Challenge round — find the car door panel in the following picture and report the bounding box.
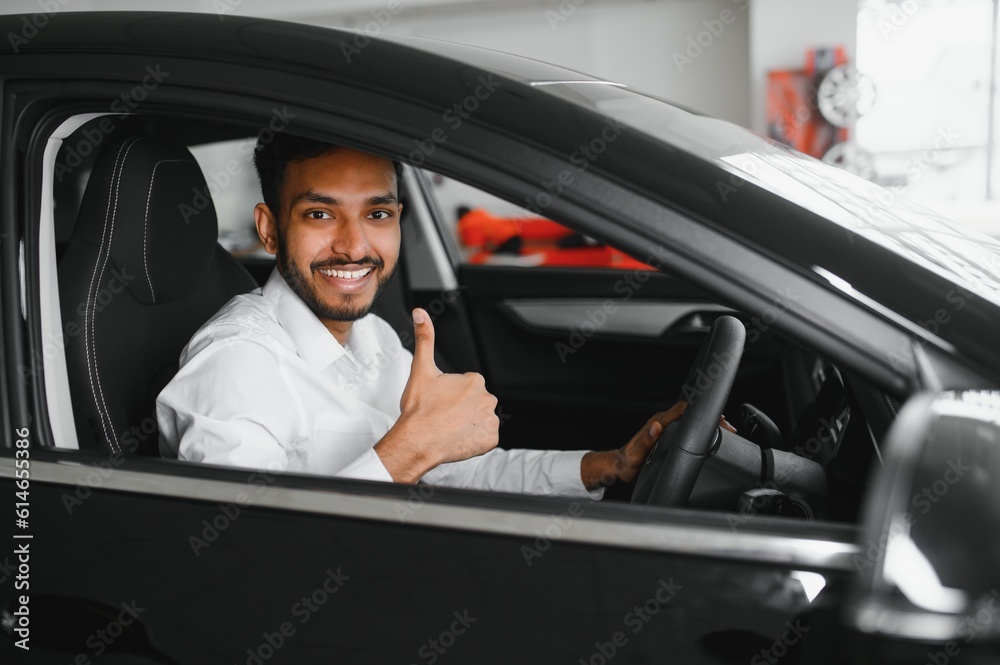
[501,299,734,338]
[457,266,789,456]
[0,454,857,664]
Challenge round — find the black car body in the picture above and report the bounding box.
[1,11,999,664]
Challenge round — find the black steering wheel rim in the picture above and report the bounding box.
[631,315,746,507]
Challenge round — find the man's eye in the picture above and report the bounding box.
[307,211,331,220]
[370,210,393,220]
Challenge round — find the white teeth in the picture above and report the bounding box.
[319,267,373,280]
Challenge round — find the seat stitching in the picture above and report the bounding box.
[86,136,145,453]
[142,159,187,304]
[84,137,135,452]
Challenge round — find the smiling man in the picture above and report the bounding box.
[157,134,687,497]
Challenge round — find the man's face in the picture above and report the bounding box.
[255,147,401,330]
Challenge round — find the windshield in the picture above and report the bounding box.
[539,81,1000,310]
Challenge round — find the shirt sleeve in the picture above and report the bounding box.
[374,334,601,498]
[157,335,393,482]
[421,448,604,500]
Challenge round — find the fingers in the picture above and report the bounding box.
[650,403,735,434]
[649,401,687,431]
[410,308,441,378]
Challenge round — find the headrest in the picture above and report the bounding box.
[72,134,219,305]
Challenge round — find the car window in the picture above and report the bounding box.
[187,138,272,260]
[33,111,877,535]
[421,169,656,270]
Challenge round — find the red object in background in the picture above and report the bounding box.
[457,207,572,247]
[767,46,849,158]
[457,208,654,270]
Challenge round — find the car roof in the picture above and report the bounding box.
[4,10,1000,373]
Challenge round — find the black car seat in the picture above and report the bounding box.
[58,134,256,456]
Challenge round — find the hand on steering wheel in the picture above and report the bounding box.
[631,315,746,507]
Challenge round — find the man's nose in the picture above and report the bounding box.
[331,217,370,258]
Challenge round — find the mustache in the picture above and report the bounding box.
[311,256,384,272]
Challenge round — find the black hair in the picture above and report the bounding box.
[252,133,403,214]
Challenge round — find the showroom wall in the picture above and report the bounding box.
[0,0,755,126]
[340,0,753,128]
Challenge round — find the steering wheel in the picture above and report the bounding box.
[631,315,746,507]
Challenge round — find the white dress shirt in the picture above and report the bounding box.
[157,269,602,498]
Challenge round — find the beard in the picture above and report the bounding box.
[276,232,396,323]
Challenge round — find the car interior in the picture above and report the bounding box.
[45,112,906,524]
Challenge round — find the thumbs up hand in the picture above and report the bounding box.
[376,308,500,483]
[400,307,444,403]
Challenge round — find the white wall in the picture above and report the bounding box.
[352,0,752,127]
[0,0,754,127]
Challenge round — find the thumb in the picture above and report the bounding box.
[410,308,441,377]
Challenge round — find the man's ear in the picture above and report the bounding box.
[254,203,279,255]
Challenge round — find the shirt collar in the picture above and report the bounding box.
[262,268,347,371]
[261,268,383,373]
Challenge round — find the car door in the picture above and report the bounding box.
[1,449,863,664]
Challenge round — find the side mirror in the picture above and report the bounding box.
[846,391,1000,662]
